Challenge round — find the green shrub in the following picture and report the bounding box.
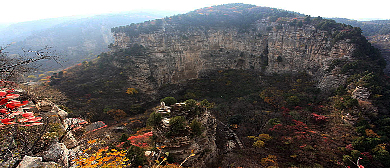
[161,97,177,106]
[147,112,162,127]
[190,119,203,136]
[126,145,147,166]
[170,116,186,134]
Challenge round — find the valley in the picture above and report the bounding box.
[1,3,390,168]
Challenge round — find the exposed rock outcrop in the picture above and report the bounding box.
[110,20,355,95]
[17,156,58,168]
[154,103,217,167]
[43,142,69,167]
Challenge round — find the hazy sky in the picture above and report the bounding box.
[1,0,389,24]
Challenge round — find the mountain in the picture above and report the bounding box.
[332,18,390,74]
[0,16,84,45]
[331,18,390,36]
[50,3,390,167]
[0,11,176,74]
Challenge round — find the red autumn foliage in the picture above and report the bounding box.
[345,144,353,151]
[126,131,153,147]
[311,113,328,123]
[0,82,44,127]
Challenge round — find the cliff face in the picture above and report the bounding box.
[368,34,390,74]
[111,21,355,93]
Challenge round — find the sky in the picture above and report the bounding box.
[1,0,389,24]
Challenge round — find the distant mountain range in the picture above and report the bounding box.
[0,11,177,73]
[331,18,390,36]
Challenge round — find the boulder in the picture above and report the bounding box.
[43,142,69,167]
[63,131,78,148]
[57,109,68,119]
[17,156,57,168]
[17,156,42,168]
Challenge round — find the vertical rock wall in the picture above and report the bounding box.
[111,22,355,92]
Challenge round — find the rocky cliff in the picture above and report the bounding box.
[51,3,386,122]
[110,14,357,95]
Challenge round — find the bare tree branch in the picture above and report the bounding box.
[0,45,61,81]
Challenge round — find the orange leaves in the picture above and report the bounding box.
[365,129,380,138]
[260,155,278,167]
[74,146,130,168]
[126,88,138,95]
[88,139,97,144]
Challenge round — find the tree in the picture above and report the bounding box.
[147,112,162,127]
[161,97,177,106]
[169,116,186,134]
[289,19,297,27]
[190,119,203,136]
[297,20,303,28]
[184,99,198,111]
[200,99,214,111]
[0,45,59,81]
[0,45,63,167]
[304,15,311,24]
[276,56,283,62]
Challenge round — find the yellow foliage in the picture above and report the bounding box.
[261,155,278,167]
[88,139,97,144]
[126,88,139,95]
[253,140,265,148]
[249,134,272,148]
[258,134,272,141]
[73,147,130,168]
[27,75,36,79]
[365,129,380,138]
